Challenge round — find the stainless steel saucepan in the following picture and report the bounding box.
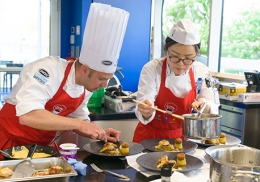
[182,113,222,139]
[133,99,222,139]
[207,145,260,182]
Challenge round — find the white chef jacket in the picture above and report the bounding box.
[135,57,219,124]
[5,56,92,121]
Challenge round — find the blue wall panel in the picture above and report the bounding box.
[93,0,152,92]
[61,0,152,92]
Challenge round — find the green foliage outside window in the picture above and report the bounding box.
[163,0,210,55]
[221,2,260,60]
[163,0,260,60]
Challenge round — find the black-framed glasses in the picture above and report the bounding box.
[168,51,196,65]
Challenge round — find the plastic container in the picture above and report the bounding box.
[59,143,79,160]
[218,82,247,96]
[87,87,104,108]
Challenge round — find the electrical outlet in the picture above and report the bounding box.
[76,26,80,35]
[76,46,80,58]
[71,46,75,57]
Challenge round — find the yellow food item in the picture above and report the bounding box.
[155,139,175,151]
[32,169,49,177]
[157,155,176,168]
[0,167,13,177]
[100,142,120,155]
[202,139,219,145]
[11,146,51,159]
[49,165,63,174]
[219,133,226,144]
[32,165,64,177]
[177,153,186,166]
[174,138,183,150]
[120,142,130,155]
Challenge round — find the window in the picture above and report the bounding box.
[151,0,210,65]
[220,0,260,75]
[152,0,260,76]
[0,0,60,103]
[0,0,53,64]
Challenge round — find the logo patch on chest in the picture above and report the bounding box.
[33,72,48,85]
[38,69,50,78]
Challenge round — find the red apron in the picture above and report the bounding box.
[133,58,196,143]
[0,61,85,159]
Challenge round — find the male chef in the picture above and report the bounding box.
[0,3,129,159]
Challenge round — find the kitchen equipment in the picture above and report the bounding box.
[244,71,260,92]
[105,95,136,113]
[0,157,77,181]
[11,144,37,178]
[182,113,222,139]
[132,99,184,120]
[208,145,260,182]
[49,130,69,146]
[3,145,58,160]
[90,163,128,179]
[0,149,13,158]
[196,102,207,118]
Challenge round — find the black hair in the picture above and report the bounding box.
[163,37,201,56]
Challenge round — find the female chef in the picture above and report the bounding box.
[133,19,219,143]
[0,3,129,159]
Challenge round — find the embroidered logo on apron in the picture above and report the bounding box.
[52,104,66,115]
[164,102,178,113]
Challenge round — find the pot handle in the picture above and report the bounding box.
[231,170,260,180]
[232,170,260,176]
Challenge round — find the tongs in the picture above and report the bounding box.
[196,102,207,118]
[132,99,184,120]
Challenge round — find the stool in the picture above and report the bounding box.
[3,63,23,92]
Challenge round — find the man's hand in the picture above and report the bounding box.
[74,121,107,142]
[105,128,122,142]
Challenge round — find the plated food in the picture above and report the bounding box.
[156,152,187,171]
[155,138,183,151]
[99,142,130,156]
[188,133,241,147]
[136,152,203,172]
[141,138,197,153]
[84,141,144,157]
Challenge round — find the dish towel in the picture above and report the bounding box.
[151,171,191,182]
[126,153,160,177]
[67,158,87,175]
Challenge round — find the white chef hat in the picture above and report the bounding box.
[167,19,200,45]
[79,3,129,73]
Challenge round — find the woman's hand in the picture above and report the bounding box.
[137,99,155,120]
[191,98,206,112]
